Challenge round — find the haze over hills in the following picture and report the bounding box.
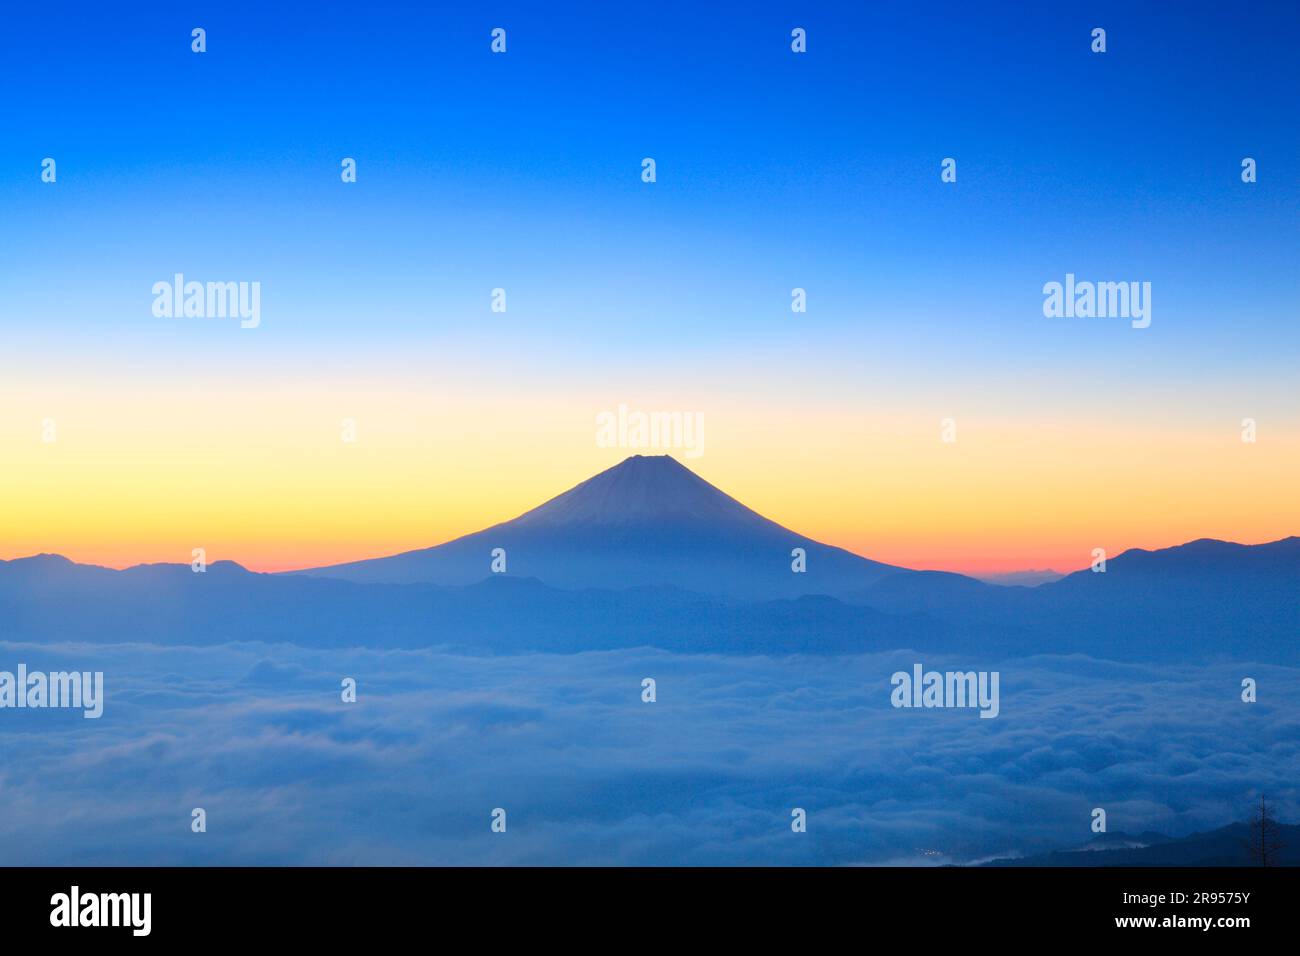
[974,569,1063,587]
[291,454,906,601]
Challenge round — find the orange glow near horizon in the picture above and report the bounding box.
[3,369,1297,578]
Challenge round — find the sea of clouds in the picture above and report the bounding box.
[1,640,1296,865]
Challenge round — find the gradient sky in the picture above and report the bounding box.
[2,1,1297,575]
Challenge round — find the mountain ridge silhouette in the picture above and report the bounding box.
[2,456,1295,659]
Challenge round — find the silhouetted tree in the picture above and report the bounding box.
[1244,795,1285,866]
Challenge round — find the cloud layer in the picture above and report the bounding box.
[1,641,1295,865]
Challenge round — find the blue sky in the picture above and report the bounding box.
[3,0,1295,358]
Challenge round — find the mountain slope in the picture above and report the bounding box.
[291,455,906,600]
[851,536,1300,661]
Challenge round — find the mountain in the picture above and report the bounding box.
[851,536,1300,661]
[290,455,906,600]
[981,822,1300,867]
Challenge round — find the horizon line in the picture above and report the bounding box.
[6,531,1298,581]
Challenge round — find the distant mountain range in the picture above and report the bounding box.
[981,822,1300,867]
[1,455,1296,659]
[0,555,931,655]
